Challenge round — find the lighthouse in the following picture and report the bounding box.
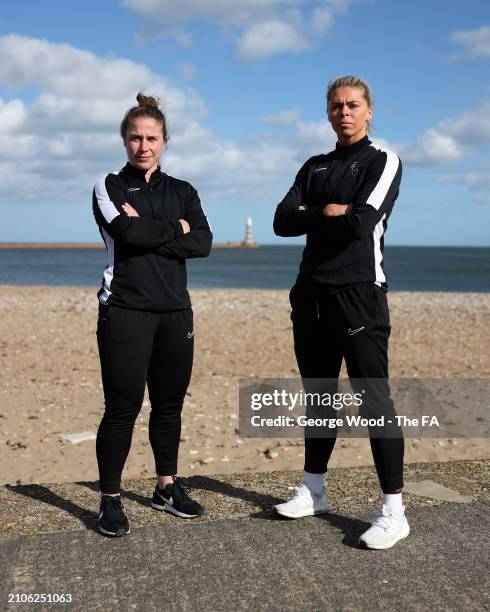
[244,217,253,245]
[220,217,259,248]
[242,217,258,248]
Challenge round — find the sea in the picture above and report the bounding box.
[0,246,488,292]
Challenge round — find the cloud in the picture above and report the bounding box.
[1,32,487,220]
[436,164,490,203]
[465,168,490,189]
[394,98,490,166]
[237,20,309,59]
[0,34,207,124]
[0,36,344,215]
[310,5,334,37]
[0,98,26,131]
[0,34,317,209]
[122,0,353,59]
[0,34,208,203]
[165,130,300,201]
[259,108,302,125]
[165,116,344,201]
[123,0,287,26]
[294,119,336,154]
[437,164,490,190]
[176,62,198,81]
[397,129,466,166]
[437,98,490,146]
[448,25,490,61]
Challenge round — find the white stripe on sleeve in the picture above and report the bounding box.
[366,147,400,211]
[94,173,121,224]
[99,227,115,303]
[373,213,387,285]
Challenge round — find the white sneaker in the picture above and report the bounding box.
[359,504,410,550]
[273,483,331,519]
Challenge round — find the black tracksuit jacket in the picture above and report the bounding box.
[93,163,212,312]
[273,136,402,292]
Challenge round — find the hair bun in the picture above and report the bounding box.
[136,92,160,108]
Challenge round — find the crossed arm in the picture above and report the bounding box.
[123,190,213,260]
[297,203,352,215]
[272,160,352,237]
[93,174,212,259]
[273,151,401,241]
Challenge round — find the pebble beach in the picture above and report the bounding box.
[1,287,489,487]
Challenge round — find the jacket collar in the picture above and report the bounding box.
[335,135,370,157]
[121,162,163,184]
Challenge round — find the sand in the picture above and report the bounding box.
[0,287,489,487]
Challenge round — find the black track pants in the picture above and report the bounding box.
[96,304,194,494]
[290,283,404,494]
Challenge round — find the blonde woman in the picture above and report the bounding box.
[273,76,408,550]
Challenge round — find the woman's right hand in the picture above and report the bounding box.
[122,203,139,217]
[179,219,190,234]
[322,203,352,217]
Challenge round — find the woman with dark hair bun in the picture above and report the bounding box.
[273,76,409,550]
[93,93,212,536]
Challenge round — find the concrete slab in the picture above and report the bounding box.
[1,460,488,543]
[2,501,489,611]
[404,479,473,502]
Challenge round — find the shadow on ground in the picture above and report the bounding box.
[5,483,99,533]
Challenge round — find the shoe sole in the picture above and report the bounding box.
[359,523,410,550]
[99,525,130,537]
[151,500,203,519]
[273,506,331,519]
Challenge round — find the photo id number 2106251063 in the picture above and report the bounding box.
[8,593,74,604]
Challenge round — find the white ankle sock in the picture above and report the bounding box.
[303,471,324,495]
[383,492,403,513]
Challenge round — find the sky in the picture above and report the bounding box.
[0,0,489,246]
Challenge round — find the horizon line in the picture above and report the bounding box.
[0,242,489,250]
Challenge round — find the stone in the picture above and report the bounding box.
[60,432,96,444]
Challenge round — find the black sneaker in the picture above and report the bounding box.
[151,477,204,518]
[99,495,130,537]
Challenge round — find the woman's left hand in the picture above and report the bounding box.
[122,203,139,217]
